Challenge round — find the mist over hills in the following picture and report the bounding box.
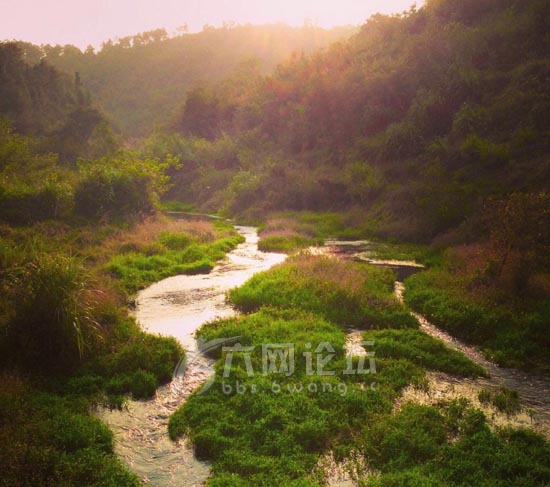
[15,24,356,137]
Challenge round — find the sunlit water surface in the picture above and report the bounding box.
[99,233,550,487]
[98,226,285,486]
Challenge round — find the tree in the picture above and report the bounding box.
[486,192,550,292]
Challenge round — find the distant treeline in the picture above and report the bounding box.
[14,24,356,136]
[150,0,549,242]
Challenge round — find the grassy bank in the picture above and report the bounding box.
[256,213,339,253]
[169,256,549,485]
[257,211,370,253]
[0,214,244,484]
[404,257,550,371]
[256,212,440,268]
[105,219,244,292]
[229,254,418,329]
[0,373,141,487]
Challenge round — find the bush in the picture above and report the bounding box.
[129,370,158,399]
[74,172,155,220]
[5,252,100,370]
[74,152,176,221]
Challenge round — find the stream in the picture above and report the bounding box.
[98,226,286,486]
[99,231,550,487]
[326,240,550,439]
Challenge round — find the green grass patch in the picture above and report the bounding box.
[106,224,244,292]
[169,258,503,485]
[359,240,443,268]
[77,327,183,400]
[229,254,418,329]
[257,212,358,253]
[364,402,550,486]
[169,307,548,486]
[404,269,550,370]
[160,200,197,212]
[478,386,522,416]
[257,233,321,253]
[0,379,141,486]
[363,329,486,378]
[168,308,426,485]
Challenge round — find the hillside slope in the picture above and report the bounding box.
[165,0,549,242]
[18,24,355,137]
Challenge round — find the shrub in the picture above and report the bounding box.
[129,370,158,399]
[74,172,155,220]
[6,252,100,370]
[74,152,176,221]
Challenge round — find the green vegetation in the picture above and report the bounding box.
[257,233,318,253]
[168,307,426,485]
[134,0,550,245]
[256,212,354,253]
[257,214,334,253]
[363,329,486,378]
[478,387,522,416]
[2,0,550,483]
[364,407,550,487]
[106,220,244,292]
[404,267,550,370]
[229,254,418,329]
[17,25,355,137]
[0,376,141,486]
[170,259,546,485]
[5,252,99,370]
[256,212,443,264]
[160,200,197,213]
[0,49,244,481]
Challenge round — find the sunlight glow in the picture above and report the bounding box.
[1,0,424,48]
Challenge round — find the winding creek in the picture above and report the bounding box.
[98,226,286,486]
[99,228,550,486]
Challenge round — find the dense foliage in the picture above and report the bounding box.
[17,24,355,136]
[155,0,549,243]
[2,0,550,484]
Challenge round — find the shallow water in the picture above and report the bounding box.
[98,226,286,486]
[100,234,550,486]
[328,239,550,438]
[394,281,550,438]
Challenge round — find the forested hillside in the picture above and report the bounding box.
[16,24,355,136]
[158,0,549,242]
[0,42,116,164]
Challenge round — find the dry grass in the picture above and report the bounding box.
[107,218,217,253]
[288,253,370,295]
[260,217,317,237]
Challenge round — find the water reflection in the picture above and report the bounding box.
[98,227,286,486]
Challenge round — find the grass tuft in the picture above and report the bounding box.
[229,254,417,329]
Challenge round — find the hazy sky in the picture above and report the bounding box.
[1,0,423,49]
